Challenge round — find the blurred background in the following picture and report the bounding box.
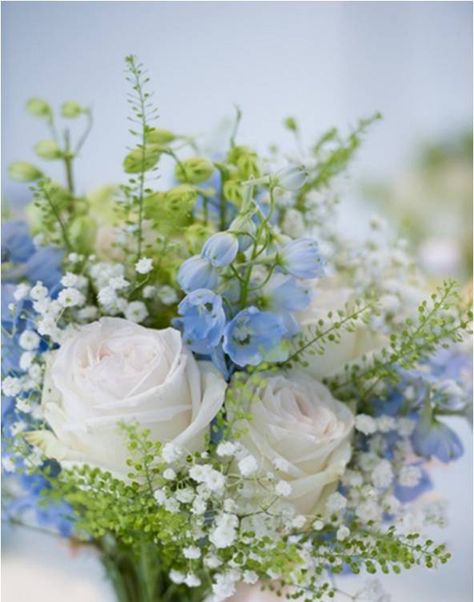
[2,2,472,601]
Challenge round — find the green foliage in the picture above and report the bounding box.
[8,161,43,182]
[33,423,451,602]
[144,127,176,145]
[61,101,84,118]
[34,139,63,160]
[68,215,98,254]
[123,145,161,174]
[281,298,376,369]
[31,178,73,250]
[26,97,52,119]
[144,185,197,236]
[294,112,382,217]
[175,156,215,184]
[121,55,161,259]
[310,112,381,188]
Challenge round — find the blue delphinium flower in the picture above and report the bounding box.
[22,246,63,290]
[223,307,287,367]
[2,221,63,291]
[174,289,226,354]
[262,273,312,335]
[412,415,463,463]
[279,238,325,279]
[202,232,239,267]
[2,221,36,263]
[394,466,433,503]
[177,256,219,293]
[4,468,74,537]
[263,273,312,312]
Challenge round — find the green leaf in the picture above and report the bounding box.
[123,145,161,174]
[8,162,43,182]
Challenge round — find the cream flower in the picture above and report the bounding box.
[297,277,387,379]
[238,371,354,515]
[27,318,226,474]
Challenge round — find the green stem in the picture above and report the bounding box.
[63,129,75,197]
[42,183,72,251]
[128,57,148,260]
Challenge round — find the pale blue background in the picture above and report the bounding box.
[2,3,472,602]
[2,2,472,200]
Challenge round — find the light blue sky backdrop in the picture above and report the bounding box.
[2,1,472,203]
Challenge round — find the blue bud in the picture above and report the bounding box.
[202,232,239,267]
[229,215,257,251]
[2,221,35,263]
[280,238,325,279]
[411,417,464,463]
[276,165,309,191]
[173,289,226,354]
[177,256,218,293]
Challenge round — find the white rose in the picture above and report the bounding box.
[238,371,354,515]
[27,317,226,474]
[297,277,387,379]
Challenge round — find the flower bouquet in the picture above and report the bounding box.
[2,56,472,602]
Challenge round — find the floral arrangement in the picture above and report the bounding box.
[2,56,472,602]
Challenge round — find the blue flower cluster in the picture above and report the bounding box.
[175,229,324,370]
[2,221,63,290]
[367,347,471,505]
[1,221,72,536]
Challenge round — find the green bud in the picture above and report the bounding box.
[144,128,176,145]
[284,116,299,132]
[123,145,161,174]
[8,162,43,182]
[227,145,260,179]
[74,198,90,216]
[68,215,97,254]
[61,101,83,118]
[227,145,254,164]
[237,153,260,179]
[26,98,52,118]
[175,157,214,184]
[184,223,215,255]
[144,185,197,235]
[229,213,257,250]
[34,139,63,160]
[223,179,243,204]
[165,184,198,206]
